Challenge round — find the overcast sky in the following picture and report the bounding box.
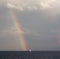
[0,0,60,51]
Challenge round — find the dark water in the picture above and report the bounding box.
[0,51,60,59]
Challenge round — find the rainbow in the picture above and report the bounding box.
[8,9,28,51]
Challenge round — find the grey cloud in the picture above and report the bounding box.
[12,9,60,50]
[0,3,60,50]
[0,0,60,14]
[0,27,21,51]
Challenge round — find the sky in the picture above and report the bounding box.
[0,0,60,51]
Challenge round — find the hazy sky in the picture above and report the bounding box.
[0,0,60,51]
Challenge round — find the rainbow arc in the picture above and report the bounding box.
[8,8,28,51]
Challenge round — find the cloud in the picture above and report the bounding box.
[0,0,7,6]
[40,0,56,8]
[7,0,59,9]
[0,26,22,51]
[0,26,18,38]
[23,27,40,36]
[1,25,40,38]
[6,0,40,11]
[0,0,60,14]
[5,0,60,15]
[0,25,40,50]
[7,3,17,9]
[0,0,60,50]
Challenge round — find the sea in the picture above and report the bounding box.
[0,51,60,59]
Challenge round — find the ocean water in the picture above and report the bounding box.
[0,51,60,59]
